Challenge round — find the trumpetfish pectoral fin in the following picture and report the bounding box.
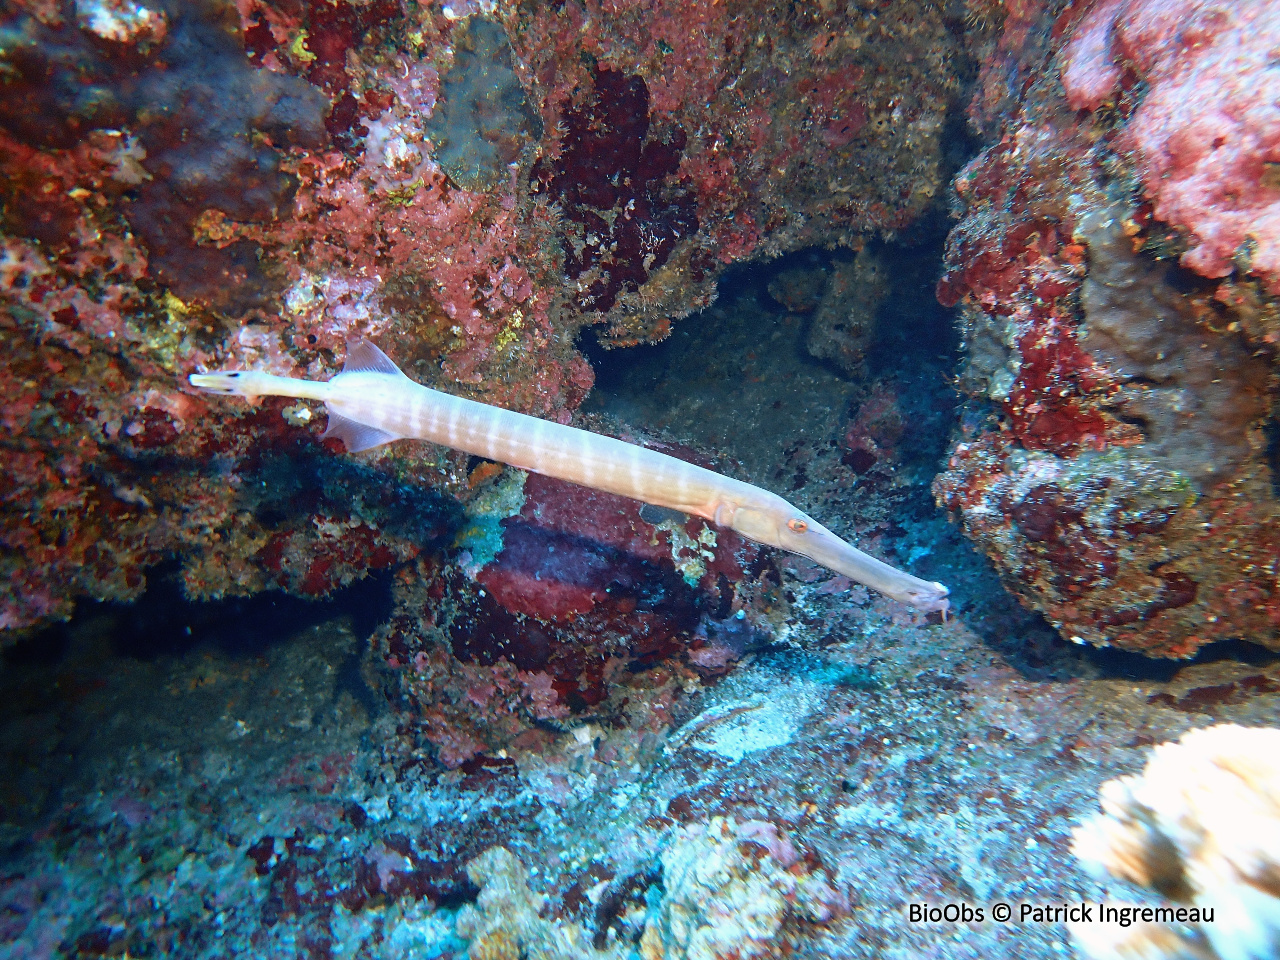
[319,340,414,451]
[321,412,403,453]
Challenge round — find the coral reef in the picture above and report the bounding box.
[4,211,1278,957]
[0,0,963,642]
[0,0,449,630]
[371,448,766,768]
[454,818,843,960]
[935,0,1280,657]
[530,66,698,321]
[512,0,961,344]
[0,0,332,309]
[1070,724,1280,960]
[15,1,1280,958]
[638,816,842,960]
[457,847,626,959]
[1061,0,1280,294]
[10,540,1279,958]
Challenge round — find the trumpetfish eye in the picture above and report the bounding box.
[787,518,808,533]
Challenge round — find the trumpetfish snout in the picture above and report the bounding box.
[189,340,950,616]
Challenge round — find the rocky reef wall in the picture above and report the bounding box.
[7,0,1276,673]
[935,0,1279,657]
[0,0,963,639]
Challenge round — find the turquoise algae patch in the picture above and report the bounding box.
[455,467,527,573]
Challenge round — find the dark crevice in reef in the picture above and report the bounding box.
[581,230,970,647]
[582,229,961,533]
[7,566,395,666]
[1084,637,1280,684]
[584,229,960,410]
[940,67,987,172]
[1266,407,1280,499]
[960,592,1280,686]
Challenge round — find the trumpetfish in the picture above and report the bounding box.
[189,340,950,615]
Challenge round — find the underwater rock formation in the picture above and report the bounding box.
[371,450,768,768]
[455,820,841,960]
[1061,0,1280,294]
[638,816,842,960]
[425,17,540,193]
[803,247,889,379]
[0,0,331,309]
[0,0,960,639]
[935,0,1280,657]
[764,250,891,379]
[530,66,698,319]
[513,0,961,345]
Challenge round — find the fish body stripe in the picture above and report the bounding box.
[347,380,724,513]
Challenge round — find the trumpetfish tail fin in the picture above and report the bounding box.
[187,368,330,402]
[187,370,263,396]
[187,340,406,401]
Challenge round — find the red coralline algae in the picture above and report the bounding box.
[475,460,750,614]
[937,130,1128,463]
[530,68,698,317]
[1006,316,1112,455]
[1062,0,1280,292]
[266,141,581,413]
[475,467,754,625]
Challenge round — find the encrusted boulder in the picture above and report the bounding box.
[934,0,1280,657]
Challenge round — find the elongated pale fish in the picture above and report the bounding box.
[189,341,950,615]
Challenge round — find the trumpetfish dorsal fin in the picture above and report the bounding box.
[341,339,410,378]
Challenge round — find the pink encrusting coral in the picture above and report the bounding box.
[1058,0,1127,113]
[1062,0,1280,292]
